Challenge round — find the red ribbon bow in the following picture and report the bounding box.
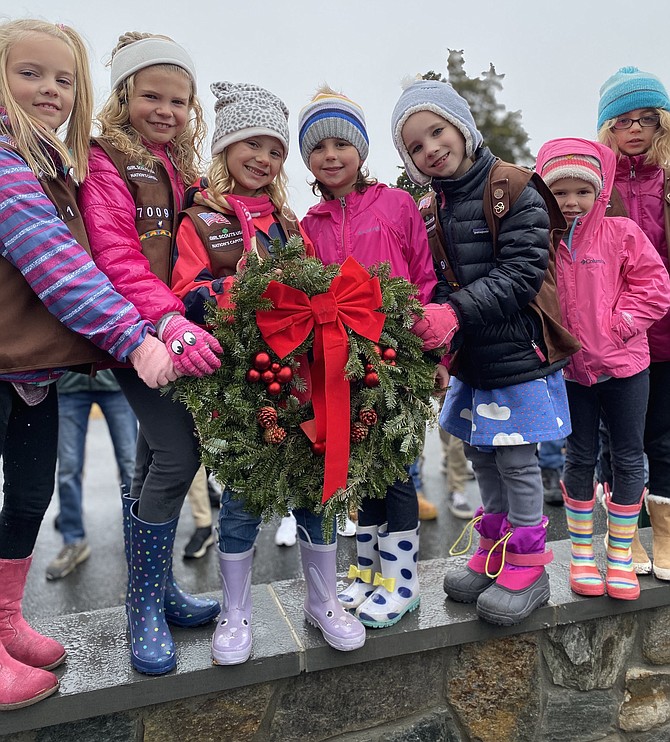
[256,257,385,503]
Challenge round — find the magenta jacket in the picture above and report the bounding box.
[536,138,670,386]
[301,182,436,304]
[77,142,185,326]
[613,154,670,362]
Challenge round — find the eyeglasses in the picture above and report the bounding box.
[612,114,661,130]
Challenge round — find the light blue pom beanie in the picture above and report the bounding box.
[597,66,670,130]
[391,79,483,186]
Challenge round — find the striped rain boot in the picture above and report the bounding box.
[561,483,605,596]
[604,491,644,600]
[599,484,651,574]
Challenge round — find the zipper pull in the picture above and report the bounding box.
[531,340,547,363]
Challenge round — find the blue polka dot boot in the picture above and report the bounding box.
[127,499,177,675]
[338,524,380,611]
[123,494,219,628]
[356,524,420,629]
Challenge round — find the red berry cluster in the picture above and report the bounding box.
[245,352,294,397]
[363,345,397,387]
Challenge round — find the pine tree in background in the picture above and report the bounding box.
[393,50,533,196]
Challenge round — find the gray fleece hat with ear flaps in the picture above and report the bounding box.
[210,81,290,158]
[391,79,483,186]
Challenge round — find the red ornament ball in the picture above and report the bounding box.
[276,366,293,384]
[261,370,276,384]
[253,352,271,371]
[364,372,380,388]
[245,368,261,383]
[311,441,326,456]
[365,363,375,373]
[271,362,281,372]
[372,344,382,356]
[267,381,282,396]
[382,348,397,361]
[211,410,220,419]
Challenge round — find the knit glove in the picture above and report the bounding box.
[411,303,460,351]
[159,315,222,377]
[128,334,180,389]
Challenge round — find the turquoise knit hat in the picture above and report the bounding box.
[597,66,670,130]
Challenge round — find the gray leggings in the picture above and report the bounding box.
[114,368,200,523]
[463,442,543,527]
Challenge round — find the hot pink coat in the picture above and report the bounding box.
[301,182,436,304]
[536,138,670,386]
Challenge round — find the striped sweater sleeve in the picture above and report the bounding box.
[0,146,151,362]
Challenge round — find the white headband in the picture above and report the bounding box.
[110,37,197,92]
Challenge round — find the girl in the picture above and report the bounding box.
[391,79,578,626]
[77,32,222,676]
[597,68,670,581]
[171,81,366,663]
[298,86,437,629]
[0,19,175,708]
[536,138,670,600]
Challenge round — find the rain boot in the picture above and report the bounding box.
[599,485,651,574]
[299,539,366,651]
[0,556,66,670]
[561,483,605,596]
[211,548,253,665]
[476,517,553,626]
[0,641,58,711]
[646,494,670,581]
[123,493,220,627]
[605,492,644,600]
[356,524,420,628]
[338,524,380,611]
[443,508,507,603]
[127,499,176,674]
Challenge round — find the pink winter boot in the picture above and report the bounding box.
[443,508,507,603]
[0,640,58,711]
[0,556,66,670]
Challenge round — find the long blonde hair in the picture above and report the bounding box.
[96,31,206,185]
[206,150,291,215]
[0,19,93,181]
[598,109,670,168]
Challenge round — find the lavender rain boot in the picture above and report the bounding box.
[211,548,254,665]
[299,539,366,651]
[338,524,380,611]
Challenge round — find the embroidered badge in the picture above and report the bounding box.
[418,195,432,210]
[198,212,231,226]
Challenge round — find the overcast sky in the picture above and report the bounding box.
[8,1,670,216]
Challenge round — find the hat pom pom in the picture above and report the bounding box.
[400,74,422,91]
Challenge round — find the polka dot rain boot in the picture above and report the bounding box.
[338,524,380,611]
[356,524,420,629]
[127,499,177,675]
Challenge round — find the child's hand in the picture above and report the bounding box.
[159,315,222,377]
[612,311,637,343]
[129,335,180,388]
[411,303,460,351]
[434,363,450,390]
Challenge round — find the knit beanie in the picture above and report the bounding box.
[210,82,290,159]
[297,89,369,166]
[540,154,603,196]
[110,37,197,91]
[597,66,670,130]
[391,79,484,187]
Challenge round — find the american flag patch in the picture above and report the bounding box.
[197,212,230,226]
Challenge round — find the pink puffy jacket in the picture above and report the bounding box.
[301,182,436,304]
[77,142,185,326]
[536,138,670,386]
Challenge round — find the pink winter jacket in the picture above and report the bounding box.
[612,154,670,362]
[301,182,436,304]
[536,138,670,386]
[77,142,185,326]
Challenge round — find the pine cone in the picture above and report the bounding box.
[358,408,378,426]
[257,406,278,429]
[263,425,287,444]
[351,422,369,444]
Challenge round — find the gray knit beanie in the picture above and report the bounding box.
[210,82,290,158]
[297,88,369,166]
[391,79,483,186]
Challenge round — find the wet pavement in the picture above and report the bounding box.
[21,415,575,621]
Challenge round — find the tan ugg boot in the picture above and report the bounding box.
[646,495,670,581]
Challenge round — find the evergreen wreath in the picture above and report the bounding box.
[176,236,439,536]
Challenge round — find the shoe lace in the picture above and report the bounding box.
[485,531,512,579]
[448,513,482,557]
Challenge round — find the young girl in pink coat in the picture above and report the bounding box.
[536,137,670,601]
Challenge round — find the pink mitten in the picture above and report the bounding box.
[159,315,222,377]
[129,334,180,388]
[411,303,460,351]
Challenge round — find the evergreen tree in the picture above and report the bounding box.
[393,50,532,196]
